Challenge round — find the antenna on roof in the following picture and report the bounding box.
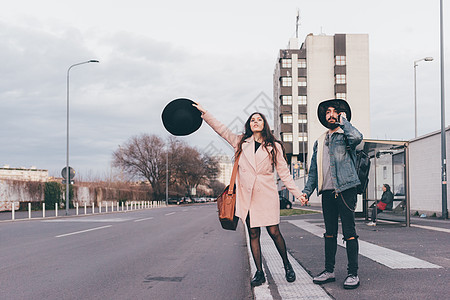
[296,9,300,38]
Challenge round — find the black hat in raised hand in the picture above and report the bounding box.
[162,98,203,136]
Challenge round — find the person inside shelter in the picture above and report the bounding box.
[367,183,394,226]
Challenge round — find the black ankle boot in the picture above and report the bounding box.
[284,263,296,283]
[250,270,266,287]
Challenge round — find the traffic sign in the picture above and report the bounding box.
[61,166,75,180]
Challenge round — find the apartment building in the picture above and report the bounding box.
[273,33,371,172]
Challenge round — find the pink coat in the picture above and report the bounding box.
[202,112,303,228]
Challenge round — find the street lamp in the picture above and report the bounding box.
[66,60,99,215]
[413,57,433,138]
[439,0,447,219]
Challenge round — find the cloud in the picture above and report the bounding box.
[0,19,273,176]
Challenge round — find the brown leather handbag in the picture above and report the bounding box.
[216,155,239,230]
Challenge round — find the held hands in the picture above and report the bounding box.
[192,102,206,114]
[297,193,309,206]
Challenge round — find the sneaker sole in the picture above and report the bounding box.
[313,277,336,284]
[343,282,360,289]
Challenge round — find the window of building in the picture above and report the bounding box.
[335,74,346,84]
[336,93,347,100]
[282,114,293,123]
[281,77,292,86]
[298,59,306,68]
[283,133,293,142]
[281,95,292,105]
[281,58,292,68]
[298,95,307,105]
[298,132,308,142]
[298,114,307,124]
[298,77,307,86]
[335,56,346,66]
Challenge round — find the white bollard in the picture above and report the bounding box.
[99,202,102,213]
[55,203,58,217]
[28,203,31,219]
[105,202,108,213]
[121,202,123,211]
[111,202,114,212]
[43,203,45,218]
[76,203,79,215]
[11,203,15,220]
[117,202,119,212]
[84,203,87,215]
[92,203,95,214]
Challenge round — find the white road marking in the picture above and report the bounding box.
[165,212,176,216]
[55,225,112,238]
[43,218,130,223]
[289,220,442,269]
[411,224,450,233]
[134,217,154,222]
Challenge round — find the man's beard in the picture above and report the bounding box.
[327,117,339,129]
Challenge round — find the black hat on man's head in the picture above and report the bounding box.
[162,98,202,136]
[317,98,352,129]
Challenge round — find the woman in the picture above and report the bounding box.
[193,103,308,287]
[367,184,394,226]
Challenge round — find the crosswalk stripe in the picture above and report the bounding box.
[289,220,442,269]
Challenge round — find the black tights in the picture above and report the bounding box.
[246,215,290,272]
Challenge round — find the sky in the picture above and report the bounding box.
[1,0,449,178]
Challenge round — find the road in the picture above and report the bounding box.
[0,203,252,300]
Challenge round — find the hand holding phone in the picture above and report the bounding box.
[339,112,347,123]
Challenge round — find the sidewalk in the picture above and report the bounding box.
[252,203,449,300]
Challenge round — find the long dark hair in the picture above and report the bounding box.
[235,112,287,168]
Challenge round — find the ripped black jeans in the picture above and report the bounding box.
[321,188,359,275]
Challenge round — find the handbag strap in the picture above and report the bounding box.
[227,155,240,195]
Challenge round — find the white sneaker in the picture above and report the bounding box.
[367,222,376,226]
[343,274,360,289]
[313,270,335,284]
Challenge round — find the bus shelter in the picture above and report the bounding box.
[358,139,410,226]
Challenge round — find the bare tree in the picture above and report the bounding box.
[209,179,226,197]
[112,134,166,200]
[167,137,219,198]
[113,134,220,201]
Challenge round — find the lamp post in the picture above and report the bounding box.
[413,57,433,138]
[439,0,447,219]
[66,60,99,215]
[166,149,169,206]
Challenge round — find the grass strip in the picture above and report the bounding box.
[280,208,319,216]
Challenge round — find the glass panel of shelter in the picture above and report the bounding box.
[365,148,407,224]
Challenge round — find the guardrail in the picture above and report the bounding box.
[4,201,167,221]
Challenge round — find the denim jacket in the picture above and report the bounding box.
[302,118,363,197]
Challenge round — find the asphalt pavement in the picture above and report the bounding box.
[0,203,252,300]
[1,203,449,300]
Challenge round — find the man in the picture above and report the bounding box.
[300,99,363,289]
